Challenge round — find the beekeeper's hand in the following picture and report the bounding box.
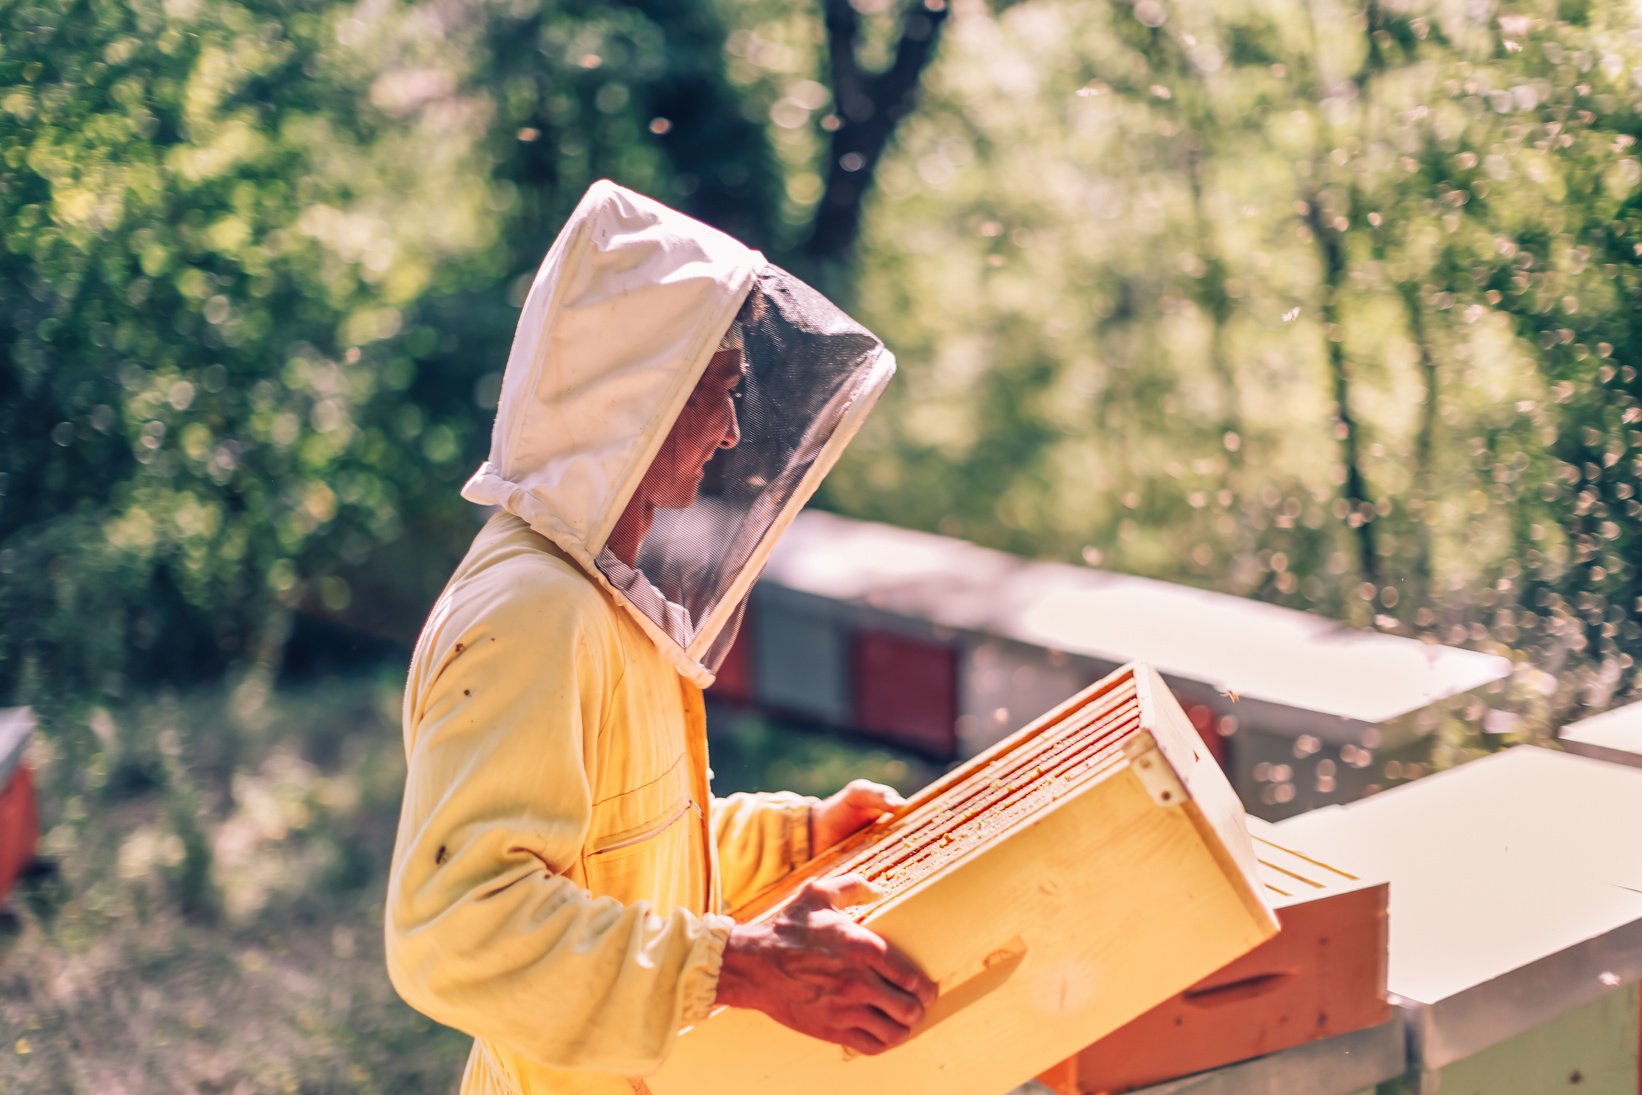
[715,874,938,1055]
[811,779,905,854]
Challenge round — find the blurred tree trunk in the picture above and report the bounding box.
[1396,277,1439,604]
[803,0,951,271]
[480,0,784,254]
[1182,142,1242,453]
[1137,15,1244,469]
[1296,0,1380,599]
[1302,194,1380,595]
[1353,0,1437,613]
[618,0,785,248]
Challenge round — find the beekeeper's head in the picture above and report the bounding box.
[610,317,751,547]
[461,181,896,686]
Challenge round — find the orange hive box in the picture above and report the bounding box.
[1038,818,1390,1094]
[648,664,1280,1095]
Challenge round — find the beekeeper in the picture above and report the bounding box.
[385,180,937,1094]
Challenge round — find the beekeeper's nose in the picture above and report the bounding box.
[720,405,740,450]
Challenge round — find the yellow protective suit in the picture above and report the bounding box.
[387,514,814,1093]
[384,181,896,1093]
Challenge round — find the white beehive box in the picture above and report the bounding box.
[1274,747,1642,1094]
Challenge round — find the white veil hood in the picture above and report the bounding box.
[462,180,896,686]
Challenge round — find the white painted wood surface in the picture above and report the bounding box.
[0,706,34,786]
[1272,746,1642,1068]
[1561,701,1642,768]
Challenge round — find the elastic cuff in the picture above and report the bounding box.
[680,912,735,1024]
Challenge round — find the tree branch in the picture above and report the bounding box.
[823,0,862,115]
[1303,193,1380,594]
[804,0,950,271]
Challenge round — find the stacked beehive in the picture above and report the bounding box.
[713,511,1511,819]
[1274,746,1642,1095]
[650,664,1281,1095]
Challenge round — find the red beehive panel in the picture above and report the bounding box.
[0,708,39,905]
[0,764,38,903]
[851,627,958,757]
[1038,822,1389,1094]
[710,611,756,704]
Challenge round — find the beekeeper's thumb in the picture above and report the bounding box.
[797,872,885,911]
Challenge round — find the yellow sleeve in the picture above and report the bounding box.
[711,790,818,913]
[385,565,732,1076]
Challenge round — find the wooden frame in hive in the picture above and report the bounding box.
[649,664,1280,1095]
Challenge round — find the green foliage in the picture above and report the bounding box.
[6,0,1642,727]
[1,0,469,700]
[0,675,473,1092]
[0,0,780,710]
[820,0,1642,714]
[707,705,941,797]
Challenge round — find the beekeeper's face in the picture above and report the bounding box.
[640,347,745,510]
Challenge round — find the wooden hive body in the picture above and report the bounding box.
[649,664,1280,1095]
[1040,820,1390,1094]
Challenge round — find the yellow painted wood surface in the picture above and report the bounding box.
[649,664,1280,1095]
[1047,822,1391,1094]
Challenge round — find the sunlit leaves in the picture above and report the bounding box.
[9,0,1642,738]
[0,0,498,697]
[816,0,1642,718]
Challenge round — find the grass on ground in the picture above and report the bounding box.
[0,670,938,1094]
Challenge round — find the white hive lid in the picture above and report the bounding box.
[1271,746,1642,1066]
[764,511,1510,725]
[1560,700,1642,765]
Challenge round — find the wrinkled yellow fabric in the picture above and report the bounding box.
[386,513,816,1094]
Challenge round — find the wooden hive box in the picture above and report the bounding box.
[650,664,1280,1095]
[1038,818,1389,1094]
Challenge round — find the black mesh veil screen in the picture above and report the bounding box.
[601,265,886,674]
